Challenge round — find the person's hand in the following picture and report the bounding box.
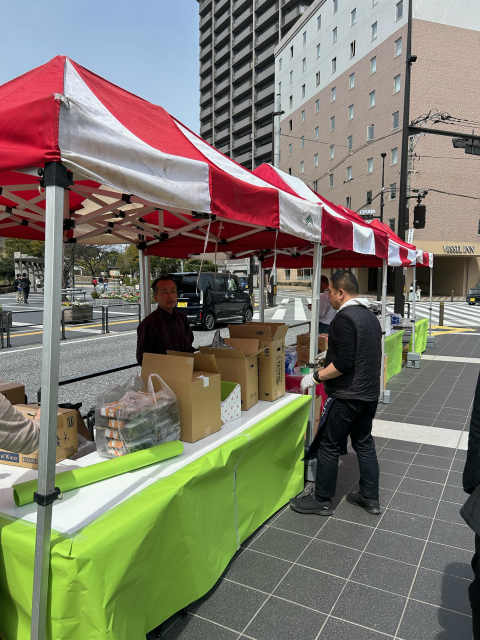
[300,373,316,392]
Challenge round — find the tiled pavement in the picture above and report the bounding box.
[150,333,479,640]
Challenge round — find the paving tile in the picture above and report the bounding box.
[406,464,448,484]
[398,477,444,500]
[379,509,432,540]
[384,439,420,453]
[434,419,465,430]
[443,485,466,503]
[379,449,415,464]
[435,500,467,527]
[298,538,360,578]
[333,498,385,527]
[412,453,452,470]
[316,518,374,550]
[162,614,238,639]
[403,415,434,426]
[429,520,474,551]
[332,581,405,636]
[451,457,467,471]
[351,552,416,596]
[225,549,291,593]
[273,564,345,613]
[273,507,326,538]
[389,491,438,518]
[366,529,425,565]
[411,567,471,615]
[447,470,463,487]
[421,541,473,580]
[373,436,390,447]
[378,459,409,476]
[244,596,325,640]
[188,579,266,631]
[379,472,403,491]
[397,599,472,640]
[318,618,391,639]
[250,526,310,561]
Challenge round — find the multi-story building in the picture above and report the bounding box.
[275,0,480,295]
[198,0,316,170]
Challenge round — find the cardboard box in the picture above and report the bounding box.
[229,323,287,402]
[221,381,241,422]
[0,380,26,405]
[141,352,222,443]
[296,333,329,366]
[0,405,79,469]
[200,338,260,410]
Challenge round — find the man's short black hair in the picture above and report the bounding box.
[152,274,177,293]
[331,270,359,295]
[320,275,329,288]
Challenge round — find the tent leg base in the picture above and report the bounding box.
[380,390,392,404]
[406,352,421,368]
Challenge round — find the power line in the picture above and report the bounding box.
[426,187,480,201]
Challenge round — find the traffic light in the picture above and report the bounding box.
[413,204,426,229]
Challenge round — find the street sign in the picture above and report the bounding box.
[359,209,376,215]
[407,228,414,244]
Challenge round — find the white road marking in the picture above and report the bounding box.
[294,298,307,321]
[272,307,287,320]
[421,354,480,364]
[373,419,467,450]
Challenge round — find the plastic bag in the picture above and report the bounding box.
[285,347,297,375]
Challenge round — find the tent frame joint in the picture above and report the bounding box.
[33,487,61,507]
[40,162,73,189]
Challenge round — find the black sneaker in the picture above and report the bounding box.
[347,492,381,515]
[290,493,333,516]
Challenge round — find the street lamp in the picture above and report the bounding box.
[376,152,387,300]
[271,109,285,167]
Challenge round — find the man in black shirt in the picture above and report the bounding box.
[291,270,382,517]
[136,275,194,365]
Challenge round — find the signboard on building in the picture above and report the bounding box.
[442,245,475,254]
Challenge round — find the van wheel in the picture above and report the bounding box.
[243,307,253,323]
[203,312,215,330]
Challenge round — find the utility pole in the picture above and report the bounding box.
[376,152,387,300]
[394,0,415,315]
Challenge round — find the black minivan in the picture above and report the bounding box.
[171,272,253,330]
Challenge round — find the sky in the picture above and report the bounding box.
[0,0,200,131]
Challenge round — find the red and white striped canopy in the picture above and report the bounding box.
[416,250,434,268]
[368,220,419,267]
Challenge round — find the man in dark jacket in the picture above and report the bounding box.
[136,274,194,365]
[291,270,382,517]
[21,272,31,304]
[463,372,480,638]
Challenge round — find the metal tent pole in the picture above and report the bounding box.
[380,260,390,403]
[144,253,151,316]
[31,162,71,640]
[427,265,435,346]
[406,265,420,368]
[259,262,265,322]
[139,248,147,320]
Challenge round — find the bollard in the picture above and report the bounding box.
[61,309,66,340]
[105,305,110,333]
[439,301,444,326]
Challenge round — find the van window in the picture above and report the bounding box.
[227,278,238,293]
[214,274,226,292]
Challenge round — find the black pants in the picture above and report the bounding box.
[315,398,379,501]
[471,534,480,638]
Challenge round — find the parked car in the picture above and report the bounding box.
[467,282,480,305]
[170,272,253,330]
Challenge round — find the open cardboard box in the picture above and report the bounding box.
[229,323,287,402]
[0,380,26,405]
[296,333,329,366]
[141,351,222,443]
[200,337,260,410]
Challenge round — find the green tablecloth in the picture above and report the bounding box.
[384,330,404,382]
[409,318,429,354]
[0,395,311,640]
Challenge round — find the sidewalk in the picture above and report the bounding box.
[151,332,478,640]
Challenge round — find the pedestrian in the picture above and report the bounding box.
[92,277,98,288]
[462,372,480,639]
[291,269,382,517]
[103,277,108,293]
[21,272,31,304]
[308,275,336,333]
[14,274,23,303]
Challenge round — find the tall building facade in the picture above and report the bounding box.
[275,0,480,295]
[198,0,315,170]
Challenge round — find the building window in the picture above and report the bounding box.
[289,95,293,109]
[333,0,338,14]
[302,57,306,72]
[298,268,312,280]
[330,115,335,131]
[301,109,305,121]
[367,157,374,173]
[316,43,321,58]
[367,123,375,140]
[350,40,356,58]
[279,58,283,71]
[300,160,305,174]
[329,173,334,188]
[315,99,320,113]
[303,31,307,46]
[390,182,397,199]
[288,143,293,154]
[396,0,403,21]
[332,27,337,43]
[314,126,319,137]
[278,81,282,94]
[366,190,373,204]
[317,14,322,30]
[370,56,376,73]
[332,57,337,73]
[289,70,293,84]
[395,37,402,56]
[347,134,353,151]
[389,217,395,231]
[284,269,291,281]
[391,146,398,164]
[313,179,318,191]
[330,86,336,102]
[349,72,355,88]
[329,144,335,159]
[301,136,305,148]
[348,104,354,120]
[346,195,352,208]
[290,45,294,58]
[316,71,321,86]
[371,21,378,41]
[314,152,319,167]
[288,167,292,175]
[351,8,357,25]
[301,84,306,98]
[369,90,376,108]
[392,110,400,129]
[289,119,293,131]
[394,74,401,93]
[346,166,353,181]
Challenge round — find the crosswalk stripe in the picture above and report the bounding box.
[307,297,312,304]
[280,298,289,304]
[294,298,307,321]
[272,307,287,320]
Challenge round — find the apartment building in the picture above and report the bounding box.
[198,0,315,170]
[275,0,480,295]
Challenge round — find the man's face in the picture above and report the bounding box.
[153,279,177,312]
[328,286,344,310]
